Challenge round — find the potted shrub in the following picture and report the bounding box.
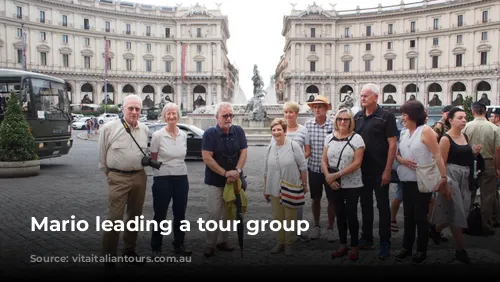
[0,92,40,178]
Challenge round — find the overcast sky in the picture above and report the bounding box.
[134,0,421,98]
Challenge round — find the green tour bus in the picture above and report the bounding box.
[0,69,73,159]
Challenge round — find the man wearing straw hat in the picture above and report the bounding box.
[305,95,336,241]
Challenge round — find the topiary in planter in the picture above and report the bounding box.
[0,92,40,178]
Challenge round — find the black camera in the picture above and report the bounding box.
[142,156,162,170]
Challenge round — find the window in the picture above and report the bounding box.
[387,42,393,49]
[107,58,111,70]
[166,45,171,53]
[40,11,45,23]
[410,40,416,48]
[62,35,68,44]
[344,44,350,52]
[432,38,438,46]
[146,60,152,72]
[84,37,90,46]
[409,58,415,70]
[17,49,22,63]
[84,18,89,30]
[16,6,22,19]
[126,59,132,71]
[387,59,393,71]
[344,27,350,38]
[84,56,90,69]
[62,15,67,27]
[146,26,151,36]
[344,61,350,72]
[310,28,315,38]
[165,61,171,72]
[40,52,47,66]
[40,32,46,41]
[146,43,151,52]
[165,28,170,38]
[17,28,23,38]
[310,44,315,52]
[365,60,371,71]
[457,34,463,44]
[456,54,462,67]
[106,40,111,48]
[197,28,202,38]
[366,43,371,51]
[410,21,416,32]
[197,45,202,53]
[433,18,439,30]
[126,24,131,35]
[482,31,488,41]
[480,52,487,65]
[310,61,315,72]
[62,54,69,67]
[196,61,202,72]
[126,41,131,50]
[366,25,371,36]
[482,10,488,23]
[457,15,463,26]
[388,24,393,34]
[105,21,110,32]
[432,56,438,68]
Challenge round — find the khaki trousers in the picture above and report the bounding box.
[205,185,230,248]
[102,170,147,256]
[479,160,497,231]
[270,195,297,246]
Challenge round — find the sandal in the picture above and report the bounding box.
[391,221,399,232]
[331,247,349,259]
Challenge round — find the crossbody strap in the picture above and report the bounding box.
[335,133,355,168]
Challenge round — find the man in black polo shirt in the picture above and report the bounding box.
[201,102,248,258]
[354,83,398,260]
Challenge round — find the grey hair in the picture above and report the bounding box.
[361,83,380,96]
[122,94,142,107]
[160,102,181,123]
[214,102,233,118]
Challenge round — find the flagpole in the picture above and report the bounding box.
[104,36,108,113]
[21,23,26,71]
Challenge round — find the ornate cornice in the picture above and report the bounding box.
[37,44,51,53]
[59,46,72,55]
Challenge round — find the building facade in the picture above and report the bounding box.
[0,0,238,112]
[275,0,500,109]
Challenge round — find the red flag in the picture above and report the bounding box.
[181,43,187,84]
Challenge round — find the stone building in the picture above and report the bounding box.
[0,0,238,112]
[275,0,500,108]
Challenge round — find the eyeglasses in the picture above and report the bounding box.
[221,113,234,119]
[336,118,350,122]
[127,107,141,112]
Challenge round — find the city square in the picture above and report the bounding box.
[1,0,500,278]
[1,131,500,277]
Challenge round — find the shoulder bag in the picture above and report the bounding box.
[411,127,440,193]
[273,140,305,209]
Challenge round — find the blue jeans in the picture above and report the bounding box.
[150,175,189,251]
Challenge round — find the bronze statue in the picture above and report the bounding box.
[478,93,491,106]
[102,95,114,105]
[452,93,464,106]
[383,94,397,104]
[142,95,154,108]
[428,94,442,106]
[81,94,93,104]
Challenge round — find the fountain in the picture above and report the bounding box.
[184,64,314,145]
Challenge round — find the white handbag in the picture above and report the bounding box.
[415,159,441,193]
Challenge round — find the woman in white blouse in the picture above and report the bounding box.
[149,103,191,257]
[264,118,308,256]
[322,108,365,261]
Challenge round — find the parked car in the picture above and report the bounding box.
[71,116,92,130]
[97,113,119,124]
[147,123,204,160]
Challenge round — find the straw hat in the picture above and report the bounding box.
[306,95,332,110]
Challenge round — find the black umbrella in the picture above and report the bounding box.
[234,182,244,258]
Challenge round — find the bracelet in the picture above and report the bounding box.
[339,170,343,177]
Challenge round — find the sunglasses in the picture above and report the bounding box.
[336,118,351,122]
[221,113,234,119]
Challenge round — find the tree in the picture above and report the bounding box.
[0,92,38,161]
[463,95,474,122]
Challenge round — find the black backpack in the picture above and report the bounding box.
[464,203,482,236]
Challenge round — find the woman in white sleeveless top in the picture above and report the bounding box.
[395,100,448,265]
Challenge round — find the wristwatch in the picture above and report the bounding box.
[236,168,242,174]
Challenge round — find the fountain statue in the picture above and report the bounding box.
[244,65,268,121]
[338,90,355,111]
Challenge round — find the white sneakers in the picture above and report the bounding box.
[270,244,293,256]
[308,226,336,242]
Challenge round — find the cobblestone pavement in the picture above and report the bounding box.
[1,130,500,277]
